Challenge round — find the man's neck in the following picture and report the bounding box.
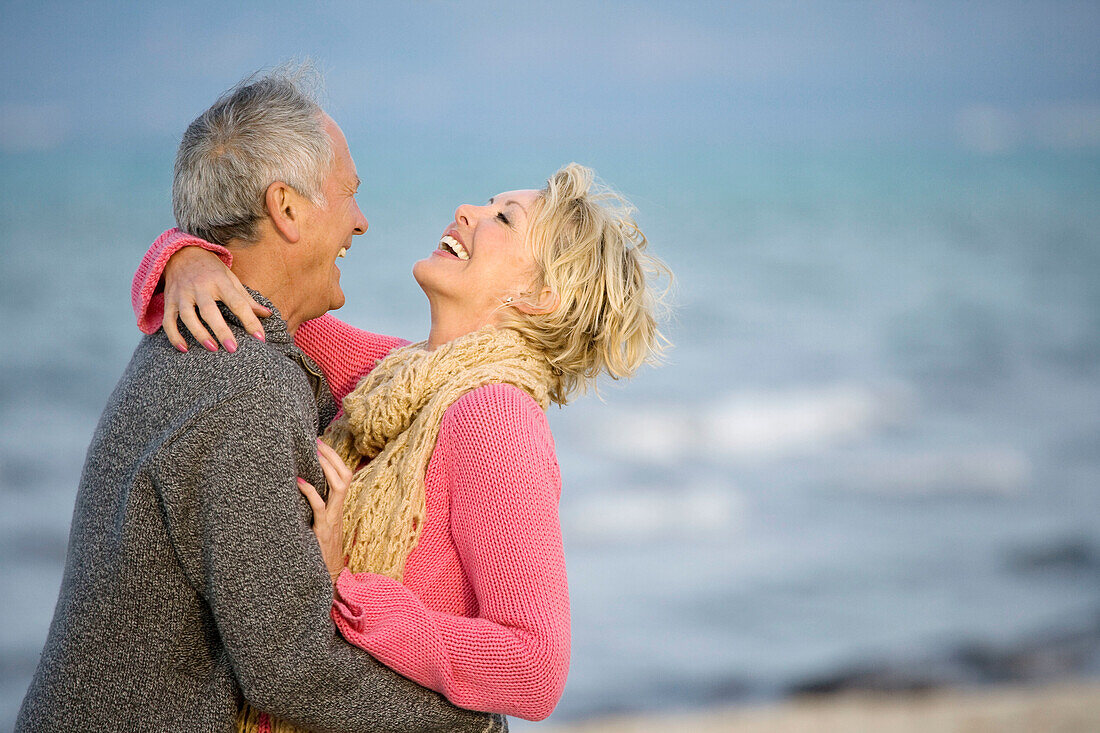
[227,236,308,336]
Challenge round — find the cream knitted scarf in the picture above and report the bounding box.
[236,327,552,733]
[326,326,553,581]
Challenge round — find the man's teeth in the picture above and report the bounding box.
[337,247,347,258]
[438,235,469,260]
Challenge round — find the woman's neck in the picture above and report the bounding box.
[424,300,497,350]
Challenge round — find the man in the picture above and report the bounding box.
[17,69,504,732]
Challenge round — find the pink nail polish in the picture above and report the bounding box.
[225,338,238,353]
[253,330,266,343]
[202,339,217,352]
[175,343,188,353]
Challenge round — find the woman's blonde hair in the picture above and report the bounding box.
[504,163,671,405]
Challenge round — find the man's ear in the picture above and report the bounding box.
[514,287,560,315]
[265,181,302,243]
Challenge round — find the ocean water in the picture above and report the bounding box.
[1,140,1099,727]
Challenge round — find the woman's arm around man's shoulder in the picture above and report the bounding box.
[131,228,408,406]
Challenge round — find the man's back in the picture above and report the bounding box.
[17,306,503,732]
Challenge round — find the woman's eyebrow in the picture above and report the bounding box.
[488,196,527,212]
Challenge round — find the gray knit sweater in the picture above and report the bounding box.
[17,294,504,732]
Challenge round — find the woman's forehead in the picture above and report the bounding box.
[489,189,540,208]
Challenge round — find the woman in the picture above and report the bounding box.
[133,163,669,729]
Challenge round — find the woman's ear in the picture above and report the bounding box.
[265,181,302,243]
[514,287,560,315]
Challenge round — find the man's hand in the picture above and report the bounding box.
[163,246,271,353]
[297,439,353,583]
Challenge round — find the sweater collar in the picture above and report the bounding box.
[219,288,292,345]
[223,287,337,430]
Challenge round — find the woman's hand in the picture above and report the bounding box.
[162,246,271,353]
[297,439,353,584]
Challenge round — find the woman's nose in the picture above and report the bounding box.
[455,203,477,226]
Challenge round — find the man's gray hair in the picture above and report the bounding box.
[173,66,333,245]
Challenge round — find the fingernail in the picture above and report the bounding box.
[202,339,217,352]
[253,330,266,343]
[296,477,307,485]
[225,338,237,353]
[175,343,188,353]
[317,438,323,444]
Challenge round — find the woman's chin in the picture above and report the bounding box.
[412,257,431,287]
[412,256,454,291]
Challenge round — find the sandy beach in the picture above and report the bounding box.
[537,679,1100,732]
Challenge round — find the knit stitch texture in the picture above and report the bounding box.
[133,229,571,721]
[326,328,553,582]
[20,280,500,732]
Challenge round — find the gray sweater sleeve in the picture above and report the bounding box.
[153,384,498,732]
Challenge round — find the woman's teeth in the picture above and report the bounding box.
[438,234,469,260]
[337,247,347,258]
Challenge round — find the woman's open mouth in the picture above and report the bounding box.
[438,234,469,260]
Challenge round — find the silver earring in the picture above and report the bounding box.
[503,296,514,304]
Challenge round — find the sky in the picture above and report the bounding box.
[1,0,1098,155]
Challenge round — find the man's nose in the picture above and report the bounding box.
[353,204,368,235]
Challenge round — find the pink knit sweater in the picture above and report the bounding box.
[133,230,571,721]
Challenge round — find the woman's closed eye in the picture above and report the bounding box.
[496,211,511,227]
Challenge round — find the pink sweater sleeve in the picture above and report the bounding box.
[294,316,410,406]
[131,228,233,334]
[331,384,571,721]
